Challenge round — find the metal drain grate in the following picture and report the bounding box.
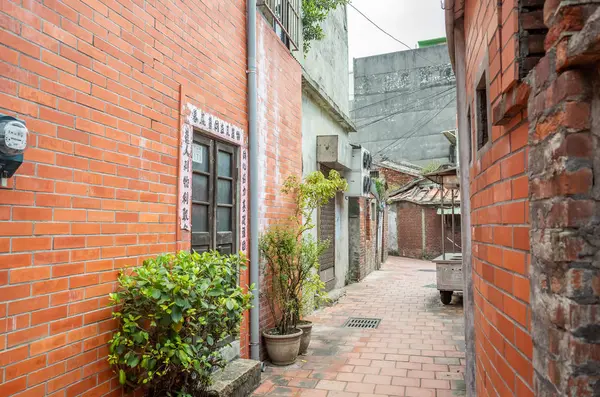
[344,317,381,329]
[418,269,436,272]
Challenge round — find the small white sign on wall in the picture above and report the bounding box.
[192,143,202,164]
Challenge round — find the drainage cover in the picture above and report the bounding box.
[343,317,381,329]
[418,269,436,272]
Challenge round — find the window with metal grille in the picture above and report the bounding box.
[191,134,237,254]
[467,106,472,164]
[258,0,301,51]
[476,74,489,150]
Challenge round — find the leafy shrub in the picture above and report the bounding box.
[260,170,347,335]
[108,251,253,397]
[260,228,328,334]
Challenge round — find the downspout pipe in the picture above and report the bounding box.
[444,0,456,71]
[247,0,260,361]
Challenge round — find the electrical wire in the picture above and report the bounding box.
[380,97,455,159]
[348,2,437,66]
[356,87,455,129]
[371,107,440,159]
[351,84,453,113]
[373,96,456,159]
[354,88,455,127]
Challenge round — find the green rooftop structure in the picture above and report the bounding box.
[417,37,447,48]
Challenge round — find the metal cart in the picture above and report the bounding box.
[424,165,463,305]
[433,253,463,305]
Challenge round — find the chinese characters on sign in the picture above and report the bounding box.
[179,124,192,231]
[240,148,248,253]
[187,104,243,145]
[180,104,249,255]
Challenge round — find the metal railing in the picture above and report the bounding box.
[258,0,301,51]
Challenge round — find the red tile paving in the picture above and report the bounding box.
[254,256,466,397]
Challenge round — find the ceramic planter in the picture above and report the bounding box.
[296,321,313,355]
[263,328,302,366]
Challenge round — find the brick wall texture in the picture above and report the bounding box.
[462,0,600,396]
[348,197,379,282]
[526,2,600,396]
[255,16,302,353]
[376,166,416,191]
[395,202,461,260]
[0,0,302,395]
[464,0,533,396]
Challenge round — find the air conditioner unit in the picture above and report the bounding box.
[346,146,372,197]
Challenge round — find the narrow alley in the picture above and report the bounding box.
[255,256,466,397]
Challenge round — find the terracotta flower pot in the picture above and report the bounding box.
[296,321,313,355]
[263,328,302,366]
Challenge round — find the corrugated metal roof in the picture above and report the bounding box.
[389,181,460,206]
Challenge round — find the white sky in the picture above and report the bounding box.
[347,0,447,69]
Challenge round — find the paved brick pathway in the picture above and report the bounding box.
[254,256,466,397]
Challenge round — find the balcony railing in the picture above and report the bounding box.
[258,0,301,51]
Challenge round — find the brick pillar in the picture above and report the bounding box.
[528,2,600,395]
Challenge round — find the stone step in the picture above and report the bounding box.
[208,359,261,397]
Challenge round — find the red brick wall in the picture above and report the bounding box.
[464,0,533,396]
[0,0,301,395]
[395,203,461,259]
[255,15,302,346]
[349,197,378,281]
[376,166,416,190]
[526,3,600,395]
[396,202,423,258]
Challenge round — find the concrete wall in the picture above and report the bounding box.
[351,45,457,166]
[301,7,352,291]
[302,7,350,115]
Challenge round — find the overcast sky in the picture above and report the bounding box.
[347,0,446,69]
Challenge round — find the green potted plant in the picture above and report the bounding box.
[107,251,253,397]
[260,171,347,364]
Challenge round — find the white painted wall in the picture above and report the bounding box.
[302,95,350,290]
[301,6,352,291]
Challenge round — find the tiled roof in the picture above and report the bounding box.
[389,180,460,206]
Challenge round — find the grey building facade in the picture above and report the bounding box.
[351,44,457,166]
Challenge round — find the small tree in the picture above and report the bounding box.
[108,251,253,397]
[302,0,350,53]
[260,170,347,334]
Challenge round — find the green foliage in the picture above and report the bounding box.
[421,161,441,175]
[302,0,350,53]
[282,169,348,232]
[373,178,386,199]
[260,170,347,334]
[108,251,253,397]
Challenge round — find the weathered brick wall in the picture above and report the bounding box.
[396,202,424,259]
[464,0,534,395]
[526,2,600,395]
[395,202,461,259]
[381,204,388,264]
[365,199,378,275]
[376,166,417,191]
[0,0,301,395]
[348,197,378,281]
